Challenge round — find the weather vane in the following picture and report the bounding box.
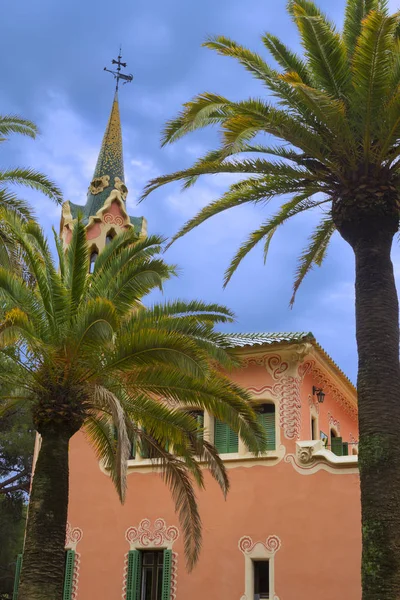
[104,48,133,91]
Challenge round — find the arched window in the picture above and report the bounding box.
[89,250,98,274]
[256,403,276,451]
[105,229,115,245]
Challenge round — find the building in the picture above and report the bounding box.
[58,89,361,600]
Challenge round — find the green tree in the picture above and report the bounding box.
[0,497,27,600]
[0,115,62,270]
[0,408,35,497]
[142,1,400,596]
[0,216,265,600]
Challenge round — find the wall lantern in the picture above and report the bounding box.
[312,386,326,403]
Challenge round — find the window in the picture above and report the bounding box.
[89,250,98,273]
[331,434,349,456]
[311,416,317,440]
[253,560,269,599]
[256,404,276,451]
[105,230,115,245]
[189,410,204,437]
[214,419,238,453]
[126,549,172,600]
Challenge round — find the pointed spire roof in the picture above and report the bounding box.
[66,92,145,235]
[85,91,125,217]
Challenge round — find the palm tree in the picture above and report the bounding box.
[141,1,400,596]
[0,215,265,600]
[0,115,62,271]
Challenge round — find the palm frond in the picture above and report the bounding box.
[289,0,350,98]
[262,33,313,85]
[290,215,336,305]
[351,9,398,157]
[224,194,330,286]
[0,168,62,204]
[0,115,38,139]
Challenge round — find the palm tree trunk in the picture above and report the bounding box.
[18,431,70,600]
[350,224,400,599]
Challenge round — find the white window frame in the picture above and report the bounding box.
[238,535,281,600]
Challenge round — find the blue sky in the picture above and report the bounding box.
[2,0,400,383]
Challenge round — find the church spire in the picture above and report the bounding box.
[84,91,125,217]
[60,52,146,246]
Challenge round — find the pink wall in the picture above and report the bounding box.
[67,353,361,600]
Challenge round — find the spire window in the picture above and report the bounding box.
[105,230,116,245]
[89,249,98,274]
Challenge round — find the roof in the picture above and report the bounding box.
[224,332,314,348]
[224,331,356,393]
[65,91,145,234]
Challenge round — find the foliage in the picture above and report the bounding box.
[0,408,34,496]
[0,496,26,600]
[0,215,266,570]
[0,115,62,272]
[141,0,400,302]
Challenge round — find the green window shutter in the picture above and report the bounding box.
[63,550,75,600]
[227,426,238,453]
[126,550,142,600]
[161,549,172,600]
[214,419,228,453]
[215,420,238,453]
[258,412,276,451]
[12,554,22,600]
[342,442,349,456]
[331,437,343,456]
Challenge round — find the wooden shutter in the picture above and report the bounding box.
[342,442,349,456]
[126,550,142,600]
[227,426,239,453]
[258,411,276,451]
[331,436,343,456]
[63,550,75,600]
[214,419,228,453]
[12,554,22,600]
[161,549,172,600]
[214,419,238,453]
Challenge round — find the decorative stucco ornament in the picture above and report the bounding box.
[114,176,128,200]
[88,175,110,195]
[297,445,314,465]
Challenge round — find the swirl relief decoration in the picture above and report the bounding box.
[123,518,179,600]
[65,522,83,600]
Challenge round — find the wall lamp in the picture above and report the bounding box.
[312,386,326,403]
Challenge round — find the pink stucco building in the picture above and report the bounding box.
[58,92,361,600]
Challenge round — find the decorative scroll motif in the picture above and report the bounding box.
[125,518,179,548]
[297,445,314,465]
[65,522,83,550]
[266,355,289,380]
[238,535,281,555]
[312,365,357,421]
[121,551,178,600]
[103,212,125,227]
[285,452,358,475]
[273,375,302,440]
[308,393,320,415]
[350,432,359,444]
[246,385,275,396]
[239,535,281,600]
[328,412,341,433]
[114,176,128,200]
[65,522,83,600]
[298,359,314,380]
[89,175,110,195]
[123,519,179,600]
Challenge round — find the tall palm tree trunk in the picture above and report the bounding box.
[341,211,400,599]
[18,431,70,600]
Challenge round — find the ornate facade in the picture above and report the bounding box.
[62,95,361,599]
